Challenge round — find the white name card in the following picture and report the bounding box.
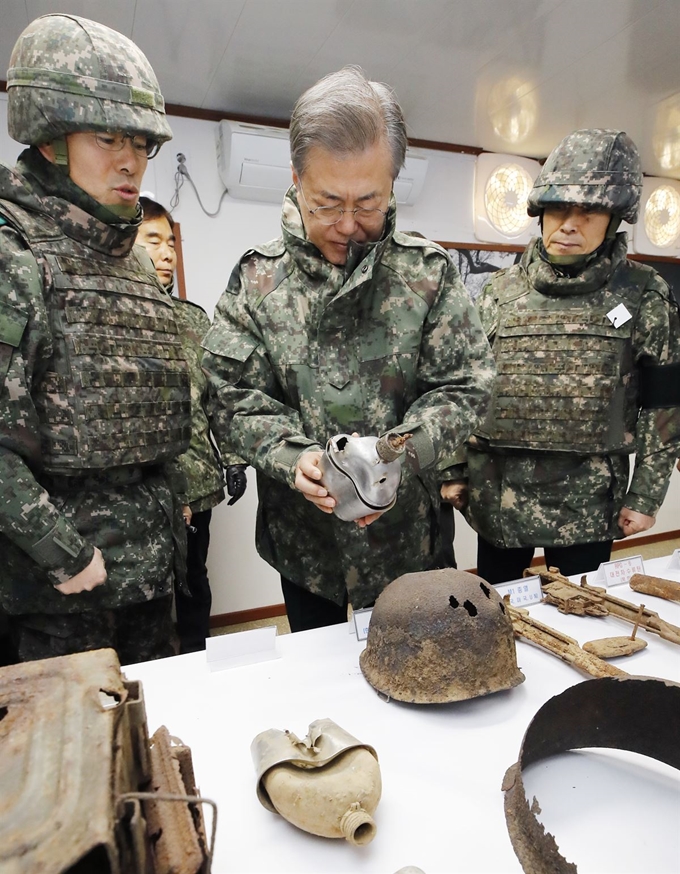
[606,303,632,328]
[352,607,373,641]
[667,549,680,571]
[206,626,279,672]
[494,575,543,607]
[593,554,645,588]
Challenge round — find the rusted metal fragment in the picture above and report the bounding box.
[582,636,647,658]
[502,677,680,873]
[0,648,145,873]
[629,573,680,603]
[145,725,205,874]
[536,568,680,646]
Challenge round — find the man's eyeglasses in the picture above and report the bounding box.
[92,131,161,159]
[297,184,388,227]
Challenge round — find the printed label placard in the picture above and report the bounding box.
[594,554,645,588]
[667,549,680,571]
[493,575,543,607]
[353,607,373,641]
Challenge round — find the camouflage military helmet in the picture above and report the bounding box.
[359,568,525,703]
[527,129,642,224]
[6,14,172,146]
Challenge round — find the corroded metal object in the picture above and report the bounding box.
[252,718,381,844]
[0,648,213,874]
[507,604,627,678]
[534,567,680,646]
[582,603,648,659]
[502,676,680,873]
[360,568,525,703]
[629,572,680,603]
[318,432,410,521]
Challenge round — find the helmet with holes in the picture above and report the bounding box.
[359,568,524,703]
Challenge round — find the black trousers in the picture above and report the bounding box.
[280,576,348,633]
[476,537,614,585]
[176,508,213,653]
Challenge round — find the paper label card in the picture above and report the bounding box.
[667,549,680,571]
[206,625,279,672]
[594,554,645,588]
[493,575,543,607]
[606,303,632,328]
[353,607,373,641]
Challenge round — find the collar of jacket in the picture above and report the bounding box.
[0,148,141,258]
[280,185,397,289]
[521,232,629,297]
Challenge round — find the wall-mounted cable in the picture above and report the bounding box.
[170,152,229,217]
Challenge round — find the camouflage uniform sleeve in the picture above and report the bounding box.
[0,224,94,584]
[438,277,498,483]
[399,258,495,474]
[625,273,678,516]
[202,261,321,488]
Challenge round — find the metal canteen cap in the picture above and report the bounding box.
[319,433,410,522]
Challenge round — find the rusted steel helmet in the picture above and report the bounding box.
[360,568,525,703]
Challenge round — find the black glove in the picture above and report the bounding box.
[226,464,248,506]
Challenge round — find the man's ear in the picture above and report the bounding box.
[291,162,299,190]
[37,142,56,164]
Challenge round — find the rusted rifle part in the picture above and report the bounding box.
[506,603,627,678]
[629,572,680,603]
[534,567,680,646]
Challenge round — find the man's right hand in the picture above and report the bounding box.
[55,547,107,595]
[294,451,336,514]
[440,482,469,512]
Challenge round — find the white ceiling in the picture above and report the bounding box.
[2,0,680,177]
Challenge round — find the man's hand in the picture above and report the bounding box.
[440,482,469,512]
[617,507,656,538]
[294,451,336,514]
[182,505,192,526]
[55,547,107,595]
[354,510,383,528]
[226,464,248,506]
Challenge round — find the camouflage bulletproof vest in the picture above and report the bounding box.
[477,262,648,454]
[0,200,191,471]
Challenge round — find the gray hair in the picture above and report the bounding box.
[290,66,407,180]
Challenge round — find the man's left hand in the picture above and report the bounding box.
[617,507,656,537]
[227,464,248,505]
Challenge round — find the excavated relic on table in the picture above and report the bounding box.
[535,567,680,645]
[502,676,680,873]
[318,432,411,521]
[629,572,680,603]
[360,568,525,703]
[252,718,381,845]
[0,648,213,874]
[582,603,648,659]
[507,604,628,678]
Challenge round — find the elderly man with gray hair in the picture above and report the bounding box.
[203,66,494,632]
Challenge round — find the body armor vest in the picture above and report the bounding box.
[0,200,190,472]
[477,261,649,454]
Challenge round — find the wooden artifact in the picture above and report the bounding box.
[506,603,627,678]
[629,572,680,603]
[531,567,680,646]
[582,603,648,659]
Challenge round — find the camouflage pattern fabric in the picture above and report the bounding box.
[8,595,176,664]
[203,187,494,608]
[527,129,642,224]
[0,150,188,616]
[160,292,226,513]
[7,13,172,146]
[459,234,677,549]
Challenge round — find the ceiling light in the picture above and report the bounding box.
[633,177,680,256]
[474,153,541,244]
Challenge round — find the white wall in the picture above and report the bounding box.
[1,97,678,614]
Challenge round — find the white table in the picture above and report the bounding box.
[124,556,680,874]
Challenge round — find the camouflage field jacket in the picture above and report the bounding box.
[0,151,188,614]
[458,235,678,549]
[203,188,494,607]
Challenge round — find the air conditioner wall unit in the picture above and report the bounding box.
[215,120,428,205]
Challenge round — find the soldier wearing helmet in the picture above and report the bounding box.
[0,14,191,663]
[442,129,679,584]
